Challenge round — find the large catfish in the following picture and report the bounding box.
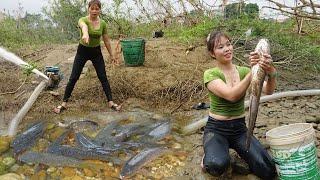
[246,39,270,150]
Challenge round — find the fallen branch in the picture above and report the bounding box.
[182,89,320,135]
[0,78,27,96]
[14,90,26,100]
[8,80,47,136]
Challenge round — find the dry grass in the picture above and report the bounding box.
[1,38,319,128]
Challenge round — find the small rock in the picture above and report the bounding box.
[46,122,56,130]
[154,173,163,179]
[312,123,318,129]
[16,165,34,176]
[0,136,11,154]
[37,138,50,152]
[61,167,76,177]
[30,170,46,180]
[50,170,61,179]
[107,162,113,167]
[2,157,15,168]
[281,102,291,108]
[172,143,182,149]
[0,173,23,180]
[316,132,320,140]
[9,164,20,172]
[306,116,319,124]
[83,168,96,177]
[305,102,317,109]
[152,114,165,120]
[256,123,267,128]
[177,154,187,161]
[0,162,7,175]
[49,91,60,96]
[46,167,56,174]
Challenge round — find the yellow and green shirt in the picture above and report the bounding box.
[78,16,107,47]
[203,66,250,116]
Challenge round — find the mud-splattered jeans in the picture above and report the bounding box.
[203,116,276,180]
[63,44,113,102]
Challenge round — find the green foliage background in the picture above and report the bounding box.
[0,1,319,72]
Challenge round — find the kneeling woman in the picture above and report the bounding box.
[202,30,277,180]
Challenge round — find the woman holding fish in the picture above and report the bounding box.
[202,30,277,179]
[54,0,121,113]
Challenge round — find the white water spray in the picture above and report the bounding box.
[0,46,49,136]
[0,47,49,80]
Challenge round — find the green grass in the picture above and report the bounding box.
[1,14,319,73]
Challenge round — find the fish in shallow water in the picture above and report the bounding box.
[11,121,46,155]
[58,119,99,133]
[76,131,156,156]
[138,120,171,143]
[48,130,122,165]
[94,120,120,145]
[246,39,270,150]
[18,151,104,169]
[47,144,122,165]
[119,147,168,179]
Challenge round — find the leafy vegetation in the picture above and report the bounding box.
[22,62,38,76]
[43,0,87,40]
[0,14,68,50]
[0,1,319,72]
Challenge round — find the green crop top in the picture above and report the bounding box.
[203,66,250,116]
[78,16,108,47]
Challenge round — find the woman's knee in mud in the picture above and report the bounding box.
[204,156,230,176]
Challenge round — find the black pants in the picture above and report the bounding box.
[63,44,113,102]
[203,116,276,180]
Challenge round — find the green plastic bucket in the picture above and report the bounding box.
[266,123,320,180]
[120,38,145,66]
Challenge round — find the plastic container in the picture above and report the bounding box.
[266,123,320,180]
[120,38,146,66]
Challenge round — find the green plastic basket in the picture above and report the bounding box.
[120,38,146,66]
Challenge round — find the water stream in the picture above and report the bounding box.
[0,47,49,80]
[0,46,49,136]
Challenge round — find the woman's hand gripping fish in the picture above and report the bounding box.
[246,39,270,151]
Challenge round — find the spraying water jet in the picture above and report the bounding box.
[0,47,50,136]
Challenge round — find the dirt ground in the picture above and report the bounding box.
[1,38,320,179]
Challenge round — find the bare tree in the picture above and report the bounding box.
[265,0,320,20]
[132,0,153,21]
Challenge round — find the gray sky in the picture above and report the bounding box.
[0,0,47,14]
[0,0,294,20]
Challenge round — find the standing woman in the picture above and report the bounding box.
[201,30,277,179]
[54,0,121,113]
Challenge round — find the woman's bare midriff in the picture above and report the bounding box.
[209,111,245,121]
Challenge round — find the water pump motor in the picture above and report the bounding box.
[44,66,62,90]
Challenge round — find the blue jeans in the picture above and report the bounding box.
[203,116,276,180]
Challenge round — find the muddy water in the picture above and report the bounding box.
[0,108,187,179]
[1,96,320,179]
